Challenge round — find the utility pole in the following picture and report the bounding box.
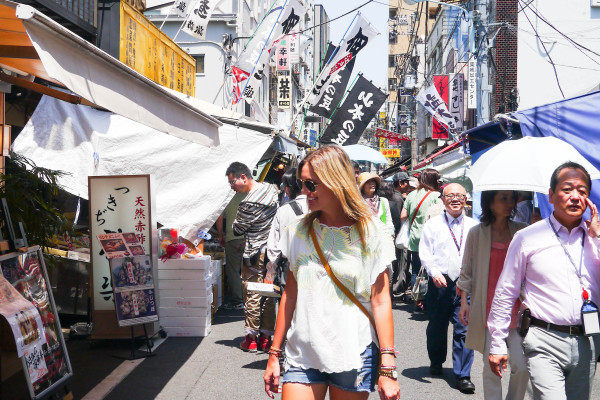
[411,2,427,169]
[474,0,490,126]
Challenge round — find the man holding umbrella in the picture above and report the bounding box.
[488,162,600,399]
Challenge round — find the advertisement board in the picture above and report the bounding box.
[120,1,195,96]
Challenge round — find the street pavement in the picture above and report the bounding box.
[96,300,600,399]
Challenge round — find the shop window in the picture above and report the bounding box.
[195,55,205,74]
[389,55,396,68]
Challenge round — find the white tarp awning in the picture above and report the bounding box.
[13,96,273,238]
[1,0,222,147]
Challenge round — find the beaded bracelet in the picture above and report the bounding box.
[268,349,283,358]
[379,365,397,370]
[379,348,399,357]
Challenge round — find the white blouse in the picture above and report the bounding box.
[279,216,395,373]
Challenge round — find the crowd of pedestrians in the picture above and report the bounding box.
[219,146,600,400]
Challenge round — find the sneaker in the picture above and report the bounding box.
[413,302,425,315]
[257,334,272,353]
[240,334,257,352]
[232,302,244,310]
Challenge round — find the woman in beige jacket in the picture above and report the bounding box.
[457,190,529,400]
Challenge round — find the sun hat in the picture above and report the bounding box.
[358,172,381,192]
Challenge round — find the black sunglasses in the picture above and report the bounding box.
[297,179,319,193]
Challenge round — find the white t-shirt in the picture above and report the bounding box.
[279,216,395,373]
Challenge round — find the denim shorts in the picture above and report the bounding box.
[281,342,379,392]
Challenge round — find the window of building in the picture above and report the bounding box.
[389,32,397,44]
[388,78,397,91]
[389,55,396,68]
[389,8,397,19]
[195,55,205,74]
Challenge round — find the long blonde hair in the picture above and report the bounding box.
[297,145,373,249]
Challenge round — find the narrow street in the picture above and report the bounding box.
[76,301,600,399]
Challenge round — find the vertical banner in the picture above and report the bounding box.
[468,58,477,109]
[308,55,356,118]
[276,37,290,71]
[89,176,153,309]
[277,74,292,109]
[432,75,449,139]
[182,0,218,40]
[308,14,378,105]
[172,0,194,17]
[289,33,299,63]
[415,84,457,135]
[319,75,387,146]
[449,73,464,132]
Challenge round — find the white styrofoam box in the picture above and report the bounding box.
[158,269,208,281]
[159,256,212,270]
[159,286,212,299]
[159,306,211,318]
[159,296,212,308]
[160,316,210,328]
[211,260,223,278]
[163,325,211,337]
[159,279,211,290]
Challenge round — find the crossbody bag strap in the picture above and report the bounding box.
[309,225,377,331]
[409,190,433,228]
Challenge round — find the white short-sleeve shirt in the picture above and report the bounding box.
[279,216,396,373]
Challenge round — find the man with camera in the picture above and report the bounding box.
[488,162,600,399]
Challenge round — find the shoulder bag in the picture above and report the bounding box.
[395,190,433,250]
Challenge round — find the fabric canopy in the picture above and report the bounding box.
[0,0,222,146]
[12,96,273,239]
[515,90,600,218]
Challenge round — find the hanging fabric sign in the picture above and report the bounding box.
[182,0,218,40]
[319,75,387,146]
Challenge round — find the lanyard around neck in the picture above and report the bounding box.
[444,211,465,255]
[548,219,586,290]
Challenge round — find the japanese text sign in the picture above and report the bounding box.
[277,37,290,71]
[89,176,153,311]
[277,74,292,109]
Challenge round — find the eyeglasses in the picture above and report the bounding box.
[444,193,467,201]
[297,179,319,193]
[228,177,240,186]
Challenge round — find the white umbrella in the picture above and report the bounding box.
[342,144,389,165]
[468,136,600,192]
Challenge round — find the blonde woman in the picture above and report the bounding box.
[263,145,400,400]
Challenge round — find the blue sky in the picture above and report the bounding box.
[317,0,388,90]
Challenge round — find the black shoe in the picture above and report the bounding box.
[429,364,443,376]
[456,377,475,394]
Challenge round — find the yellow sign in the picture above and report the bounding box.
[379,111,386,120]
[120,1,195,96]
[379,137,387,149]
[381,148,400,158]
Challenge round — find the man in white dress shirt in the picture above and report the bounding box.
[488,162,600,400]
[420,183,479,393]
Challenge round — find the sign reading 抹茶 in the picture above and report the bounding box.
[277,74,292,109]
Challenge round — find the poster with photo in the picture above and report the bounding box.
[114,289,158,327]
[0,247,73,399]
[0,274,46,357]
[110,256,154,291]
[96,232,146,259]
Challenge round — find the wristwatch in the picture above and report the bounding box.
[379,367,398,380]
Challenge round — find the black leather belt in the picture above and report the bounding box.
[530,316,583,336]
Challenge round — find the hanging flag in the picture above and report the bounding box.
[238,0,305,104]
[232,66,250,105]
[276,37,290,71]
[181,0,218,40]
[277,74,292,108]
[172,0,194,17]
[432,75,449,139]
[319,75,387,146]
[308,49,355,118]
[416,82,457,137]
[307,14,378,106]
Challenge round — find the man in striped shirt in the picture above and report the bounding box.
[226,162,279,353]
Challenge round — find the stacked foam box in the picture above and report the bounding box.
[211,259,223,309]
[158,256,213,337]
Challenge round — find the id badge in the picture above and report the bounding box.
[581,300,600,336]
